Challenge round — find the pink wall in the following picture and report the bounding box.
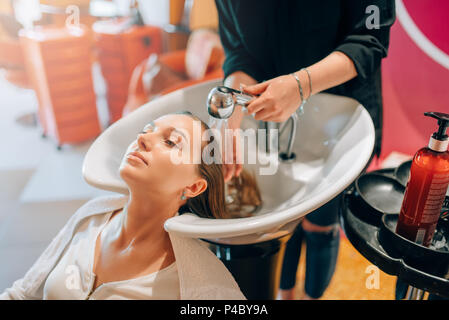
[380,0,449,158]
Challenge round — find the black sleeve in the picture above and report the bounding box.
[214,0,263,81]
[335,0,396,79]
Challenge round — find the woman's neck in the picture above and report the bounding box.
[112,190,180,255]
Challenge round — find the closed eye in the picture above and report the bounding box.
[165,139,182,148]
[165,139,176,147]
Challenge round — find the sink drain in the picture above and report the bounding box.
[279,152,296,163]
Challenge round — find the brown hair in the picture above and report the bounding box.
[175,111,261,219]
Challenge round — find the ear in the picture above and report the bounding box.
[184,178,208,199]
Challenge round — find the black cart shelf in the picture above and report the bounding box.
[340,168,449,299]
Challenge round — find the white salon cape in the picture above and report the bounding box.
[0,195,246,300]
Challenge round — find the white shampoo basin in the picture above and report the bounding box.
[83,80,374,244]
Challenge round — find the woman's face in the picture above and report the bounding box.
[119,114,205,197]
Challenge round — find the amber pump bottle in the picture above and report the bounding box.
[396,112,449,247]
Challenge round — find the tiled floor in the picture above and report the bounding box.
[298,237,396,300]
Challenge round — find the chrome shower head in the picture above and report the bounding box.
[206,86,255,119]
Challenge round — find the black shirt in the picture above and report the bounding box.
[215,0,396,157]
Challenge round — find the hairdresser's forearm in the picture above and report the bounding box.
[224,71,258,128]
[295,51,358,99]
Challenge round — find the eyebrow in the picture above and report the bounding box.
[143,121,188,141]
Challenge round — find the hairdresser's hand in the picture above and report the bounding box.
[244,73,306,122]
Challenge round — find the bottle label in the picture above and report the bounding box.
[422,172,449,223]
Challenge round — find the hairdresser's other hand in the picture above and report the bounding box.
[244,73,305,122]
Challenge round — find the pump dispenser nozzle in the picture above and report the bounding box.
[424,112,449,152]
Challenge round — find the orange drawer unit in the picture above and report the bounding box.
[19,26,101,149]
[93,20,162,123]
[0,37,31,89]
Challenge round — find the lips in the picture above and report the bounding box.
[127,151,149,166]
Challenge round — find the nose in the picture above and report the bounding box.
[137,132,152,152]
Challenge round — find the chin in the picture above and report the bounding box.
[119,163,137,184]
[119,164,153,190]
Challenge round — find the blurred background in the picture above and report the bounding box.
[0,0,447,299]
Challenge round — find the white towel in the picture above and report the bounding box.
[0,194,246,300]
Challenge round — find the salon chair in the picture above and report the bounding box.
[93,19,163,124]
[121,28,224,117]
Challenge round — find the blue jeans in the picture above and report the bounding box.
[279,194,341,299]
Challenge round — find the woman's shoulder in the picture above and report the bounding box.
[63,194,128,238]
[79,194,128,213]
[72,194,128,222]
